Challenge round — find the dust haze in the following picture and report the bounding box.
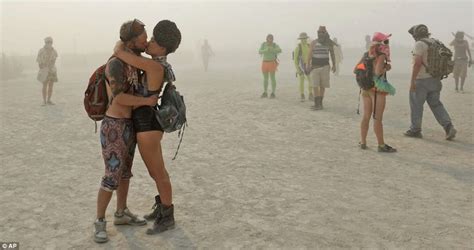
[1,0,473,249]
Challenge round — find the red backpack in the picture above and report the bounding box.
[84,59,135,132]
[84,64,109,127]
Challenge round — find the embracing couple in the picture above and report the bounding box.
[93,18,181,243]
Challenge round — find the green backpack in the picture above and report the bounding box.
[420,38,454,79]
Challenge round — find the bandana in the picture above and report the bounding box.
[154,56,176,83]
[370,41,391,62]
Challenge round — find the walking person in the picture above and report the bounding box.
[259,34,281,99]
[201,39,214,72]
[356,32,397,153]
[36,36,58,105]
[306,26,337,110]
[293,32,313,101]
[450,31,472,93]
[404,24,457,140]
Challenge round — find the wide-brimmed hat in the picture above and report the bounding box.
[317,26,327,33]
[298,32,309,39]
[372,32,391,42]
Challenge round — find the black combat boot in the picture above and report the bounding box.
[144,195,161,221]
[146,204,175,235]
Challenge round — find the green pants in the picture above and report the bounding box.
[297,72,312,95]
[262,72,276,94]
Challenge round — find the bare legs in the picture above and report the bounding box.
[42,80,54,105]
[137,131,172,206]
[360,92,386,146]
[96,188,113,219]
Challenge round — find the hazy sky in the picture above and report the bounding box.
[1,0,473,56]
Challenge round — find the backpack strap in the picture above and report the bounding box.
[357,89,361,115]
[418,39,431,71]
[373,88,377,119]
[420,38,431,46]
[172,122,186,160]
[298,43,303,60]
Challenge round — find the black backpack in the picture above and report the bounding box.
[354,52,375,90]
[155,83,187,160]
[354,52,385,119]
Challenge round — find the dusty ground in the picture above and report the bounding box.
[0,55,473,249]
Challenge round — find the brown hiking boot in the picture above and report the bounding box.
[311,97,322,110]
[146,204,175,235]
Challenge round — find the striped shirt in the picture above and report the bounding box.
[311,42,331,68]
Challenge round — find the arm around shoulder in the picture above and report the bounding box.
[114,50,160,73]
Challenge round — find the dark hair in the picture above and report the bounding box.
[455,31,464,39]
[120,19,145,42]
[408,24,430,39]
[153,20,181,55]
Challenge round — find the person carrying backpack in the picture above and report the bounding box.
[293,32,313,101]
[405,24,457,140]
[354,32,397,153]
[113,20,182,235]
[92,19,157,244]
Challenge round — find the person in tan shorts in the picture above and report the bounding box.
[450,31,472,93]
[306,26,336,110]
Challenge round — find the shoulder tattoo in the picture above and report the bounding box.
[107,59,126,96]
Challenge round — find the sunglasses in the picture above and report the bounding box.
[124,19,145,41]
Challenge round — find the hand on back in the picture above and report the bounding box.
[145,95,159,106]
